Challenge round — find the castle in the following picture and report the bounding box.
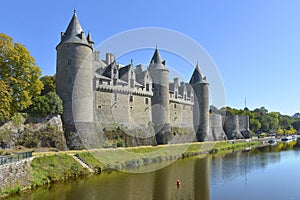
[56,11,251,149]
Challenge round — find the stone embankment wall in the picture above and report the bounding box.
[0,158,33,194]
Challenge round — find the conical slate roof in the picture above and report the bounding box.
[150,48,163,64]
[59,11,89,46]
[189,63,208,84]
[148,48,167,70]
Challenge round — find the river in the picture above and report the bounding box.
[7,141,300,200]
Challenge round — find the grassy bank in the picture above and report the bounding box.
[75,141,258,172]
[30,154,90,187]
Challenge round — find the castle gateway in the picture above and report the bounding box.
[56,12,250,149]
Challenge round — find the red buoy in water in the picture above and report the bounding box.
[177,179,181,187]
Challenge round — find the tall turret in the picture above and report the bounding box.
[189,63,209,142]
[148,48,171,144]
[56,11,94,149]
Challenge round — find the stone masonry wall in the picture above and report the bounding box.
[169,102,193,128]
[95,91,129,124]
[224,115,244,139]
[208,114,227,141]
[129,95,152,125]
[0,158,33,194]
[238,115,252,138]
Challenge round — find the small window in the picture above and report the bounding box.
[97,105,102,109]
[145,98,149,104]
[114,93,118,102]
[174,104,177,109]
[130,79,134,88]
[129,95,133,102]
[68,59,72,65]
[146,83,149,91]
[113,78,117,86]
[113,68,117,74]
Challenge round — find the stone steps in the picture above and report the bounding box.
[71,154,95,173]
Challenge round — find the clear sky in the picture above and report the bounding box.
[1,0,300,115]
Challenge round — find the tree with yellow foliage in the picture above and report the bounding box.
[0,33,43,117]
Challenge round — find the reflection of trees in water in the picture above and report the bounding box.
[210,141,299,188]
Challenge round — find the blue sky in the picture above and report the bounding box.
[1,0,300,115]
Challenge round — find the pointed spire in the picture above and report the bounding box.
[189,62,207,84]
[148,47,168,71]
[59,11,90,46]
[150,47,163,64]
[87,32,94,44]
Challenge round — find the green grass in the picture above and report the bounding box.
[31,154,90,187]
[76,141,259,172]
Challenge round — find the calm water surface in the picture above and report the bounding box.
[8,141,300,200]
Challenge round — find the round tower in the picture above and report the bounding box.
[148,48,171,144]
[189,63,209,142]
[56,11,94,149]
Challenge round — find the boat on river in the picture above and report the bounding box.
[281,135,297,142]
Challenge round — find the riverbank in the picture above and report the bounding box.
[0,140,260,199]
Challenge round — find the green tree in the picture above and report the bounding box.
[279,115,293,129]
[0,33,43,114]
[28,92,63,117]
[0,80,12,121]
[46,92,63,115]
[250,117,261,133]
[291,120,300,133]
[40,75,56,96]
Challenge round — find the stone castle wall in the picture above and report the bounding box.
[129,95,152,125]
[224,115,244,139]
[169,102,193,128]
[208,114,227,141]
[95,91,152,126]
[238,115,252,138]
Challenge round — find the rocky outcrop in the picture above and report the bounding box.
[0,115,67,150]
